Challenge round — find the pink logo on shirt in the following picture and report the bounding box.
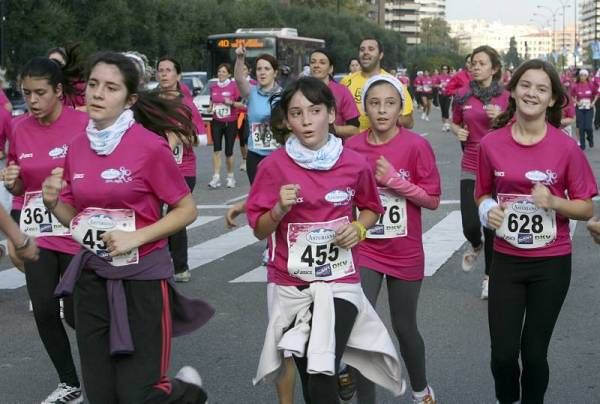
[19,152,33,160]
[101,167,133,184]
[398,168,411,181]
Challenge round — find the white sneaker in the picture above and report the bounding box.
[425,115,430,121]
[41,383,83,404]
[174,269,191,283]
[412,385,436,404]
[240,160,247,171]
[261,248,269,265]
[208,175,221,188]
[481,277,489,300]
[175,366,203,388]
[226,175,236,188]
[421,112,426,120]
[462,244,483,272]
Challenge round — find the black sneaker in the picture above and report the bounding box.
[337,366,356,401]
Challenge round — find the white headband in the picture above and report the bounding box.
[361,75,406,112]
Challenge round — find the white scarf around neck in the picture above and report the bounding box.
[87,109,135,156]
[285,133,343,170]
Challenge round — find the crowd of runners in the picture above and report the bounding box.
[0,35,599,404]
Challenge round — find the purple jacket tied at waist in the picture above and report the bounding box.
[55,247,214,355]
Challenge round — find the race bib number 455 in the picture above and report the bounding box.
[70,208,139,266]
[496,194,557,249]
[20,191,70,237]
[287,217,355,282]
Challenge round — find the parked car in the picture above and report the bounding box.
[196,78,217,120]
[181,75,203,97]
[182,71,207,90]
[4,85,26,117]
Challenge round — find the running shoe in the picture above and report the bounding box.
[174,269,191,283]
[337,365,356,401]
[481,277,489,300]
[461,244,482,272]
[240,160,247,172]
[41,383,83,404]
[425,115,430,121]
[208,175,221,188]
[226,175,236,188]
[175,366,208,403]
[421,112,426,120]
[412,386,436,404]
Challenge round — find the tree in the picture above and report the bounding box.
[418,18,458,51]
[504,36,522,69]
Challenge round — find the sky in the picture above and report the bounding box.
[446,0,577,27]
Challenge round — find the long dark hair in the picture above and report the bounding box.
[47,44,85,106]
[86,52,196,145]
[493,59,567,129]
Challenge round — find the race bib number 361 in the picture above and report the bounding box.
[70,208,139,267]
[496,194,557,249]
[20,191,70,237]
[367,188,407,239]
[287,217,355,282]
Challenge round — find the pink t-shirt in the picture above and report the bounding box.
[397,75,410,86]
[414,76,424,92]
[345,129,441,280]
[61,123,190,258]
[570,81,598,103]
[179,95,206,177]
[328,80,360,126]
[8,114,30,211]
[8,107,88,254]
[0,107,11,152]
[420,76,434,94]
[246,147,383,286]
[0,88,9,108]
[476,123,598,257]
[452,85,510,173]
[563,95,575,119]
[210,80,241,123]
[435,74,452,96]
[561,74,572,90]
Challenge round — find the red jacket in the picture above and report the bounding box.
[446,70,471,96]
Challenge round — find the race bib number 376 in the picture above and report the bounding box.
[70,208,139,267]
[367,188,407,239]
[496,194,557,249]
[20,191,70,237]
[287,217,355,282]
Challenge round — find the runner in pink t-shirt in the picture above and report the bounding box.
[209,63,243,189]
[246,77,400,402]
[309,49,360,139]
[450,45,509,299]
[475,59,598,404]
[42,51,208,404]
[0,88,11,112]
[345,75,440,404]
[570,69,598,149]
[157,56,206,282]
[436,65,453,132]
[2,57,86,404]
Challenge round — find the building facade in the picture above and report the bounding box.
[579,0,600,50]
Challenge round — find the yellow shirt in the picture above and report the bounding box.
[341,69,413,131]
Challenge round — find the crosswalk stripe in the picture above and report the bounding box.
[230,210,467,283]
[0,216,222,290]
[188,225,258,270]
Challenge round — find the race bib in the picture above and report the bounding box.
[173,142,183,165]
[423,85,432,92]
[287,217,355,282]
[251,122,278,150]
[496,194,557,249]
[367,188,407,239]
[580,99,592,109]
[416,85,423,92]
[70,208,139,266]
[214,103,231,119]
[20,191,70,237]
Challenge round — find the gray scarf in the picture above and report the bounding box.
[456,80,504,105]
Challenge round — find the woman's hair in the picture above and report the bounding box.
[269,95,289,145]
[255,54,278,72]
[349,57,359,65]
[575,69,590,83]
[23,44,85,104]
[493,59,567,129]
[46,47,67,63]
[157,56,182,74]
[471,45,502,81]
[217,63,233,75]
[311,49,334,67]
[278,76,335,116]
[86,52,196,145]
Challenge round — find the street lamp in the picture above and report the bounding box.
[536,4,562,53]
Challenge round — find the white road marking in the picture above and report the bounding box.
[225,194,248,204]
[188,225,258,270]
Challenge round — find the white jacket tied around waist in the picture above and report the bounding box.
[253,282,406,396]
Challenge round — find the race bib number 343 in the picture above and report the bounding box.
[287,217,355,282]
[20,191,70,237]
[250,122,278,150]
[70,208,139,267]
[496,194,557,249]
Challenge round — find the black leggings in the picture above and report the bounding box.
[460,178,494,275]
[294,297,358,404]
[355,269,427,403]
[212,120,237,156]
[439,95,451,120]
[246,150,267,184]
[168,176,196,274]
[489,252,571,404]
[25,247,79,387]
[75,271,207,403]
